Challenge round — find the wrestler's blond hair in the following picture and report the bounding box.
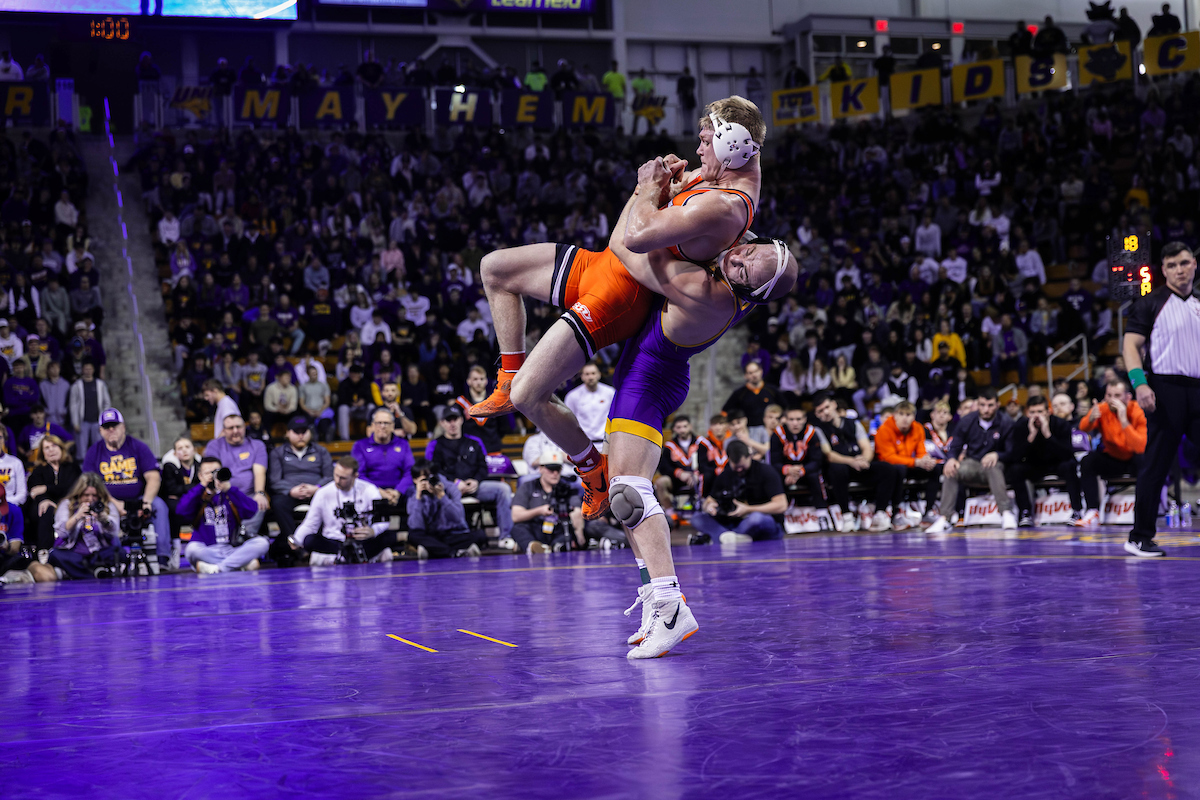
[700,95,766,146]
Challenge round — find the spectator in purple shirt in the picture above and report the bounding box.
[274,294,305,354]
[4,358,40,433]
[204,414,270,537]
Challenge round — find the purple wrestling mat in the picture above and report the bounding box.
[3,528,1200,799]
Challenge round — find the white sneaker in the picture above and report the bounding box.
[309,552,338,567]
[625,583,654,645]
[870,510,892,532]
[891,513,911,531]
[497,537,518,552]
[718,531,754,544]
[372,547,394,563]
[416,545,429,560]
[242,559,261,571]
[627,599,699,659]
[924,515,951,533]
[0,569,34,584]
[464,543,482,557]
[194,560,221,574]
[1001,510,1017,530]
[169,539,182,571]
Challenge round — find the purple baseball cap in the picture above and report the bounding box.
[99,408,124,427]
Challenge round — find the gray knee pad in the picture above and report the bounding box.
[609,476,663,529]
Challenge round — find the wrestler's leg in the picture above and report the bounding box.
[509,320,592,459]
[608,431,675,581]
[472,244,559,418]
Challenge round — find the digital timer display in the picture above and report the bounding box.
[1108,232,1153,300]
[90,17,130,39]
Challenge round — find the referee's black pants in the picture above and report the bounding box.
[1133,375,1200,543]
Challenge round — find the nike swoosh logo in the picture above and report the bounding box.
[597,476,608,492]
[663,605,680,630]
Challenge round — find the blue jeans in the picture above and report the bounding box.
[472,480,513,537]
[690,511,784,541]
[185,537,269,572]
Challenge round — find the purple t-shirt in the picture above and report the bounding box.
[204,437,268,495]
[82,436,160,502]
[3,376,40,415]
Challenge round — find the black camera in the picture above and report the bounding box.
[714,487,740,517]
[216,467,232,482]
[333,501,369,564]
[87,501,103,515]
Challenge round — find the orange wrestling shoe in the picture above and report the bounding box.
[467,369,518,418]
[579,454,611,520]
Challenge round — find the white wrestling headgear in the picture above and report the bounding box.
[709,111,761,173]
[720,237,789,305]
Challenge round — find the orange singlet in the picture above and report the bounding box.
[664,176,756,264]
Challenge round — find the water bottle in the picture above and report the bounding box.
[145,525,161,576]
[1166,502,1180,528]
[1183,503,1192,529]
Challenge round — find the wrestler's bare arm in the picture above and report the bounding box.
[624,158,744,256]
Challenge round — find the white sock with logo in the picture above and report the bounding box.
[651,575,682,605]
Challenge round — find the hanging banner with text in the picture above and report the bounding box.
[363,88,425,127]
[561,92,616,127]
[951,59,1005,103]
[500,89,555,128]
[888,68,941,111]
[1,83,51,126]
[1015,54,1069,94]
[1078,41,1134,85]
[1144,30,1200,75]
[770,86,820,126]
[830,76,879,119]
[298,88,355,127]
[434,87,494,126]
[234,87,289,124]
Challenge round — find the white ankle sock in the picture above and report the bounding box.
[651,575,682,605]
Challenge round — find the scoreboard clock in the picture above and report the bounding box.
[1107,232,1153,300]
[89,17,132,40]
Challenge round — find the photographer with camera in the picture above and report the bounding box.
[689,440,788,544]
[406,460,486,559]
[291,456,397,566]
[28,473,121,582]
[204,415,270,537]
[511,450,585,554]
[428,407,513,540]
[80,408,171,566]
[177,457,268,573]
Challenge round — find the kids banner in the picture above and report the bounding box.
[889,68,941,111]
[951,59,1005,103]
[1077,41,1134,85]
[830,77,879,119]
[1144,30,1200,75]
[1015,54,1069,94]
[771,86,819,126]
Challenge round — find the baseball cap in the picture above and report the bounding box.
[99,408,124,427]
[442,406,463,421]
[74,321,86,332]
[539,448,565,467]
[288,416,311,432]
[26,334,39,343]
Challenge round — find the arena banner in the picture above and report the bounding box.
[234,87,288,124]
[1015,54,1069,94]
[434,87,494,126]
[298,88,355,126]
[1077,41,1134,85]
[169,86,213,120]
[500,89,555,128]
[888,68,941,111]
[1102,492,1136,525]
[770,86,819,126]
[1034,492,1075,526]
[1144,30,1200,75]
[951,59,1005,103]
[363,88,425,127]
[830,76,879,119]
[562,92,615,127]
[1,83,51,126]
[428,0,594,11]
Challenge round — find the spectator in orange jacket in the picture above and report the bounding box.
[874,401,938,530]
[1072,378,1147,527]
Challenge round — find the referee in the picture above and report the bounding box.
[1123,241,1200,557]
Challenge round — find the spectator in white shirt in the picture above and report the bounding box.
[974,160,1001,196]
[398,286,430,327]
[456,308,490,345]
[0,52,24,82]
[293,355,327,386]
[941,253,969,284]
[359,309,391,348]
[1014,239,1047,286]
[914,256,940,285]
[914,212,941,258]
[65,243,93,275]
[54,192,78,230]
[563,362,616,444]
[158,209,181,245]
[834,260,862,291]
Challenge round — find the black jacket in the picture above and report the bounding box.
[948,411,1014,463]
[1009,415,1075,465]
[430,436,488,483]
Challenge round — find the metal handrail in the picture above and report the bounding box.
[1046,333,1090,398]
[1116,300,1132,347]
[997,383,1019,402]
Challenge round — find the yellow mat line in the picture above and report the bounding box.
[457,629,518,647]
[386,634,437,653]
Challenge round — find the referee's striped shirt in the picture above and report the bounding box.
[1126,284,1200,378]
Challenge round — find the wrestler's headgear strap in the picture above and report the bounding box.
[747,237,788,303]
[709,112,760,175]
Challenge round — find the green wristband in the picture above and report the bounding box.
[1129,368,1147,389]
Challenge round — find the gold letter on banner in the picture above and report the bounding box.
[1145,31,1200,76]
[830,77,879,119]
[771,86,820,126]
[1077,42,1133,85]
[951,59,1005,102]
[1015,54,1068,94]
[889,69,941,111]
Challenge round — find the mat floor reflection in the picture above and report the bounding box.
[2,527,1199,799]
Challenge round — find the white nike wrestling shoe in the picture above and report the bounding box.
[625,583,654,645]
[627,599,699,659]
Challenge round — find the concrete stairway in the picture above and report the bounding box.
[80,136,185,454]
[676,324,748,426]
